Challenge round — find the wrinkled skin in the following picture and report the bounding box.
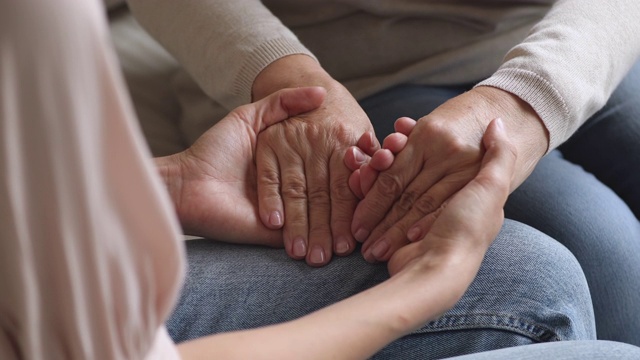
[252,55,380,266]
[349,87,547,263]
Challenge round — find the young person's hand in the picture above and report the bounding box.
[155,87,325,246]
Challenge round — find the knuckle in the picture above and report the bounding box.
[282,178,307,201]
[309,223,332,240]
[396,189,419,213]
[331,174,356,201]
[419,119,478,156]
[259,167,280,187]
[419,117,454,139]
[445,138,469,154]
[413,193,439,215]
[377,172,404,198]
[301,122,326,143]
[287,213,308,227]
[263,192,282,204]
[308,186,331,207]
[359,199,386,224]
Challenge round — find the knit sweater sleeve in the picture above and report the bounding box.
[476,0,640,151]
[126,0,316,109]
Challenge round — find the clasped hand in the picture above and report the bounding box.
[155,87,327,246]
[253,81,378,266]
[347,87,547,263]
[160,84,541,274]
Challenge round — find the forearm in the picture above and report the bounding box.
[178,248,482,360]
[478,0,640,150]
[127,0,315,108]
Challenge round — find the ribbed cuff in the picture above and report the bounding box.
[233,37,317,106]
[475,68,570,153]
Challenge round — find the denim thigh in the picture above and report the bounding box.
[559,60,640,220]
[505,151,640,345]
[167,220,594,359]
[447,340,640,360]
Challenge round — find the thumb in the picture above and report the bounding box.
[473,117,517,200]
[249,86,326,132]
[430,117,515,245]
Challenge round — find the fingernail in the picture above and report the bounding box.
[309,245,326,264]
[371,240,389,259]
[354,228,370,242]
[269,211,282,227]
[293,237,307,257]
[495,118,505,131]
[353,147,366,165]
[335,237,350,254]
[363,247,376,263]
[407,226,422,242]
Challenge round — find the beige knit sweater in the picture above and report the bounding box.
[128,0,640,150]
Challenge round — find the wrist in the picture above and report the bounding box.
[154,154,185,215]
[400,242,485,280]
[473,86,549,189]
[252,54,335,100]
[383,246,485,332]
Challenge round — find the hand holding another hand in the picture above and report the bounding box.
[386,118,515,277]
[349,86,548,263]
[155,87,326,246]
[331,119,517,350]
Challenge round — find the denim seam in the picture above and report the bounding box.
[411,313,561,342]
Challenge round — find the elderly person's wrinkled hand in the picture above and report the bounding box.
[252,55,379,266]
[349,87,548,262]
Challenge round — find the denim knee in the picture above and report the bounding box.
[506,151,640,345]
[443,219,595,341]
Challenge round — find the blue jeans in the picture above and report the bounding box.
[449,341,640,359]
[168,220,596,358]
[359,61,640,345]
